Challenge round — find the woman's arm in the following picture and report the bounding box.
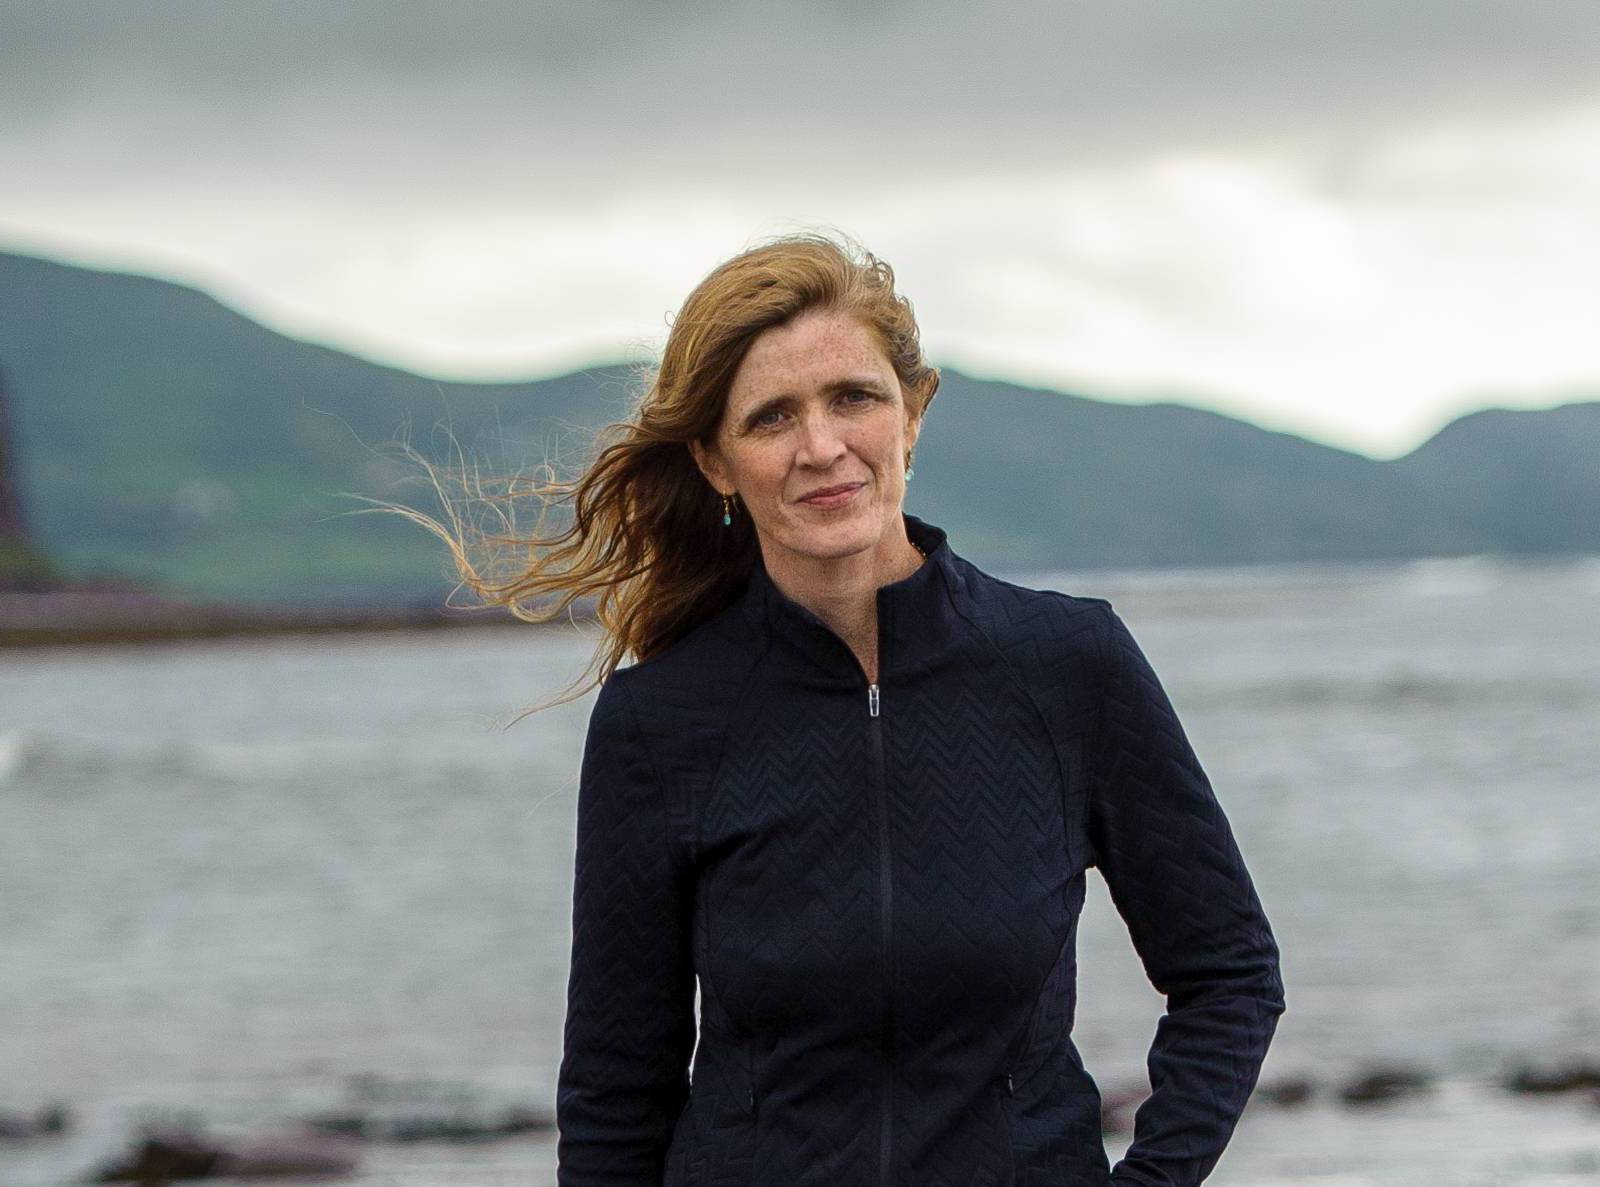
[556,673,697,1186]
[1086,604,1287,1187]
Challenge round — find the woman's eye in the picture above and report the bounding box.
[750,391,871,431]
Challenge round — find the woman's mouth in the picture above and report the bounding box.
[799,482,863,508]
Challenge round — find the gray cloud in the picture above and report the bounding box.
[5,0,1600,194]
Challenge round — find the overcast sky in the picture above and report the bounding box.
[5,1,1599,457]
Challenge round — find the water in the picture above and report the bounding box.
[3,553,1598,1186]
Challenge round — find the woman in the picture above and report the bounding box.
[418,231,1285,1185]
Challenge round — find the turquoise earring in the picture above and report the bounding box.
[905,454,915,482]
[721,492,733,526]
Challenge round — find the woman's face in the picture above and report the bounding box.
[691,305,922,569]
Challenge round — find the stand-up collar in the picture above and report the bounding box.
[740,511,957,681]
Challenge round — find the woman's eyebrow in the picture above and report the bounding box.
[819,376,889,395]
[742,376,889,421]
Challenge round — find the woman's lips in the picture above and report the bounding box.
[800,483,863,507]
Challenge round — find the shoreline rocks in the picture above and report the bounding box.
[0,1102,71,1139]
[89,1126,362,1184]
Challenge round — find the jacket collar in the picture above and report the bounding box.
[740,511,957,681]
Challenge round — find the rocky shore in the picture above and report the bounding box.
[6,1058,1599,1185]
[0,587,587,648]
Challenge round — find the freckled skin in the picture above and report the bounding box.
[689,307,924,681]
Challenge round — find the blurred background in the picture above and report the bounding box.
[2,3,1598,1184]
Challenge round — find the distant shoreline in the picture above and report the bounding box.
[0,588,586,649]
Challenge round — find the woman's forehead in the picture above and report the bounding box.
[731,311,893,399]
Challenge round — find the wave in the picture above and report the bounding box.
[0,731,466,790]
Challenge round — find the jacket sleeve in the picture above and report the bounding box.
[556,672,698,1186]
[1086,604,1286,1187]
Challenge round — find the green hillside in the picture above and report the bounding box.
[1,247,1594,607]
[0,250,638,606]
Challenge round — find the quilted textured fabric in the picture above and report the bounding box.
[556,512,1286,1187]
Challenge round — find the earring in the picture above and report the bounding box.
[905,453,915,482]
[721,492,733,526]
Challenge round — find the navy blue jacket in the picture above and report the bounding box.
[556,512,1285,1186]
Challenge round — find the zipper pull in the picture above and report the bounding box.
[868,683,880,717]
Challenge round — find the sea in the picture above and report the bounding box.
[2,552,1598,1187]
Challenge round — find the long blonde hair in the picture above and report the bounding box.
[376,229,940,719]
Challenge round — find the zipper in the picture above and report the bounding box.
[868,678,892,1187]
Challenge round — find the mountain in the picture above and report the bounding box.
[0,246,1594,607]
[0,249,632,607]
[1388,402,1600,557]
[0,362,59,589]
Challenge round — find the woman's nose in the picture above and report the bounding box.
[795,412,847,465]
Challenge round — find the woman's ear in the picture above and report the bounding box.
[904,411,923,454]
[688,438,730,495]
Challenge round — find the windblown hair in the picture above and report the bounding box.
[374,228,940,720]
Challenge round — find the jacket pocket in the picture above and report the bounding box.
[993,1069,1018,1187]
[663,1099,696,1187]
[688,1025,759,1187]
[745,1043,763,1186]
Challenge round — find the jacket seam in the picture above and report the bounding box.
[941,574,1091,874]
[1084,598,1117,871]
[1016,928,1074,1078]
[701,631,778,841]
[692,630,776,1051]
[940,573,1085,1074]
[611,672,676,861]
[608,670,695,1114]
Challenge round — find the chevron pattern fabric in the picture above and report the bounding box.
[556,512,1286,1187]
